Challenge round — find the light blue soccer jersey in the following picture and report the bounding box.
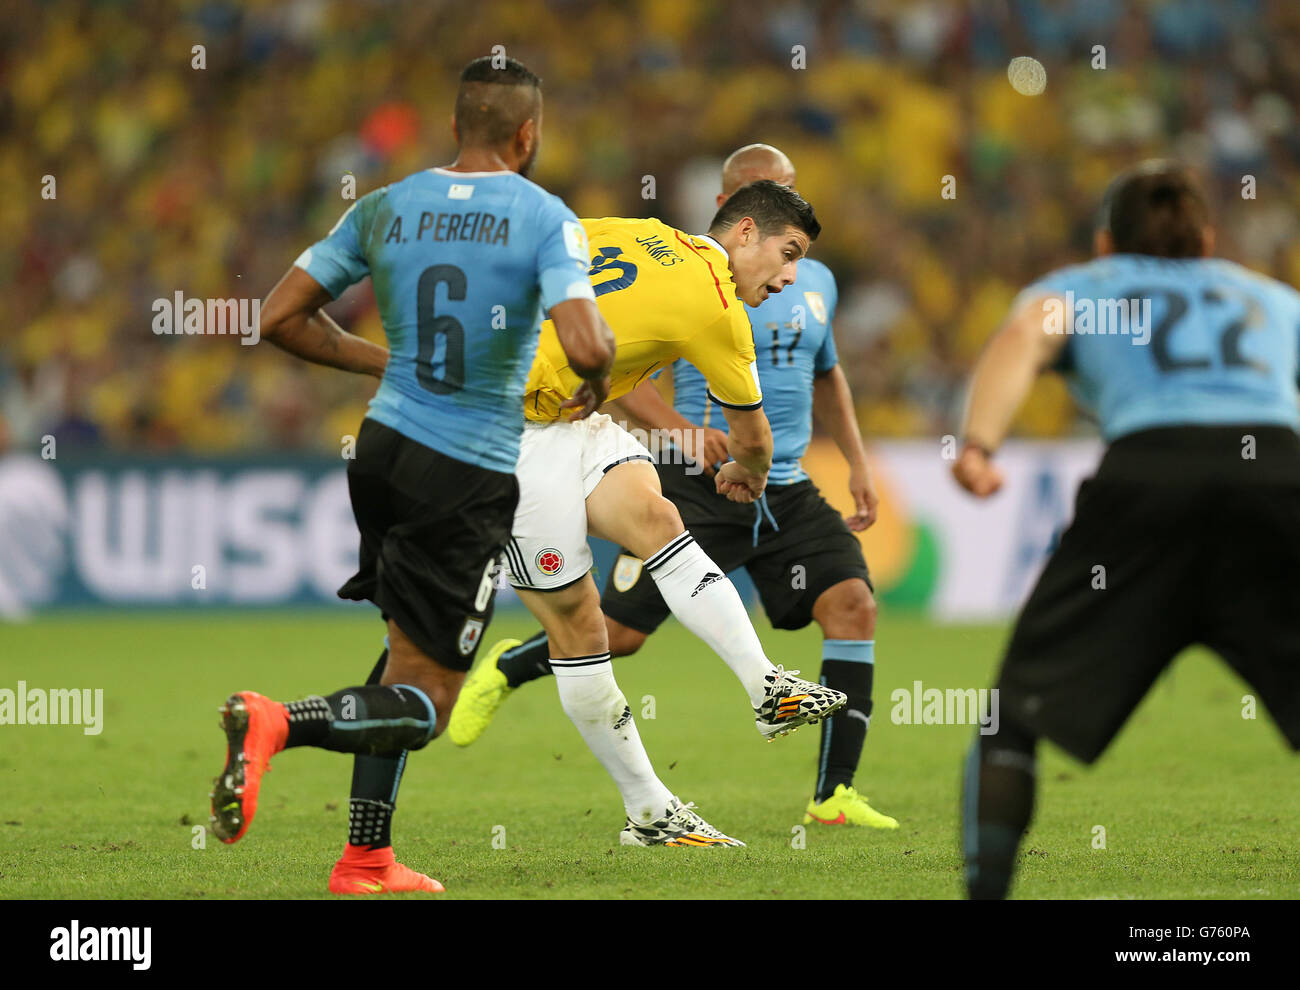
[1017,255,1300,441]
[296,168,593,473]
[672,258,839,485]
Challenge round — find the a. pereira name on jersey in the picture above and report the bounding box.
[383,211,511,247]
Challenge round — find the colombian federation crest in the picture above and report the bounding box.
[536,548,565,576]
[612,553,643,592]
[803,290,828,324]
[458,617,485,656]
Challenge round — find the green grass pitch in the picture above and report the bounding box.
[1,610,1296,899]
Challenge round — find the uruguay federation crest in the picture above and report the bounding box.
[612,553,643,592]
[457,617,484,656]
[803,290,828,324]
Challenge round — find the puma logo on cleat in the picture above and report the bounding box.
[690,572,723,597]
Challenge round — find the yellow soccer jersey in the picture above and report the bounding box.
[524,217,763,422]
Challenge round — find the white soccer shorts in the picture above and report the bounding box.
[504,412,653,590]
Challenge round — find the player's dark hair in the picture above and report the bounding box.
[455,56,542,148]
[1100,161,1210,258]
[460,54,541,89]
[708,179,821,242]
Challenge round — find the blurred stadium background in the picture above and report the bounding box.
[3,0,1300,618]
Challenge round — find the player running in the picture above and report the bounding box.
[955,160,1300,899]
[452,145,897,830]
[206,57,617,894]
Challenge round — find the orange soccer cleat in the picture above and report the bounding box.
[328,845,445,895]
[209,691,290,844]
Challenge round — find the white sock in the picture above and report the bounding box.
[551,655,673,823]
[644,532,776,707]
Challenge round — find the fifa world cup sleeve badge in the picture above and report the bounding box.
[612,553,644,593]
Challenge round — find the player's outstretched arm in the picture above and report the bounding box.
[612,380,730,474]
[259,267,388,378]
[552,298,615,420]
[954,293,1068,497]
[716,406,772,503]
[813,363,877,530]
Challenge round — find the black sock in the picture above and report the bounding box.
[284,648,387,751]
[349,747,406,849]
[963,719,1037,900]
[815,644,875,802]
[498,631,554,688]
[347,648,405,850]
[284,676,435,755]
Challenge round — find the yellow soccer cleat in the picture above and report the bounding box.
[446,638,520,747]
[803,784,899,829]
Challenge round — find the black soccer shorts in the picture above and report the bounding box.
[994,424,1300,763]
[601,458,871,634]
[337,418,518,671]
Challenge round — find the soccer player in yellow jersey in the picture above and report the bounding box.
[459,146,896,833]
[471,181,848,845]
[522,215,770,426]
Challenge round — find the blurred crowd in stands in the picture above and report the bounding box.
[5,0,1300,455]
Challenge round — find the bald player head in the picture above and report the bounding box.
[718,143,797,207]
[452,56,544,177]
